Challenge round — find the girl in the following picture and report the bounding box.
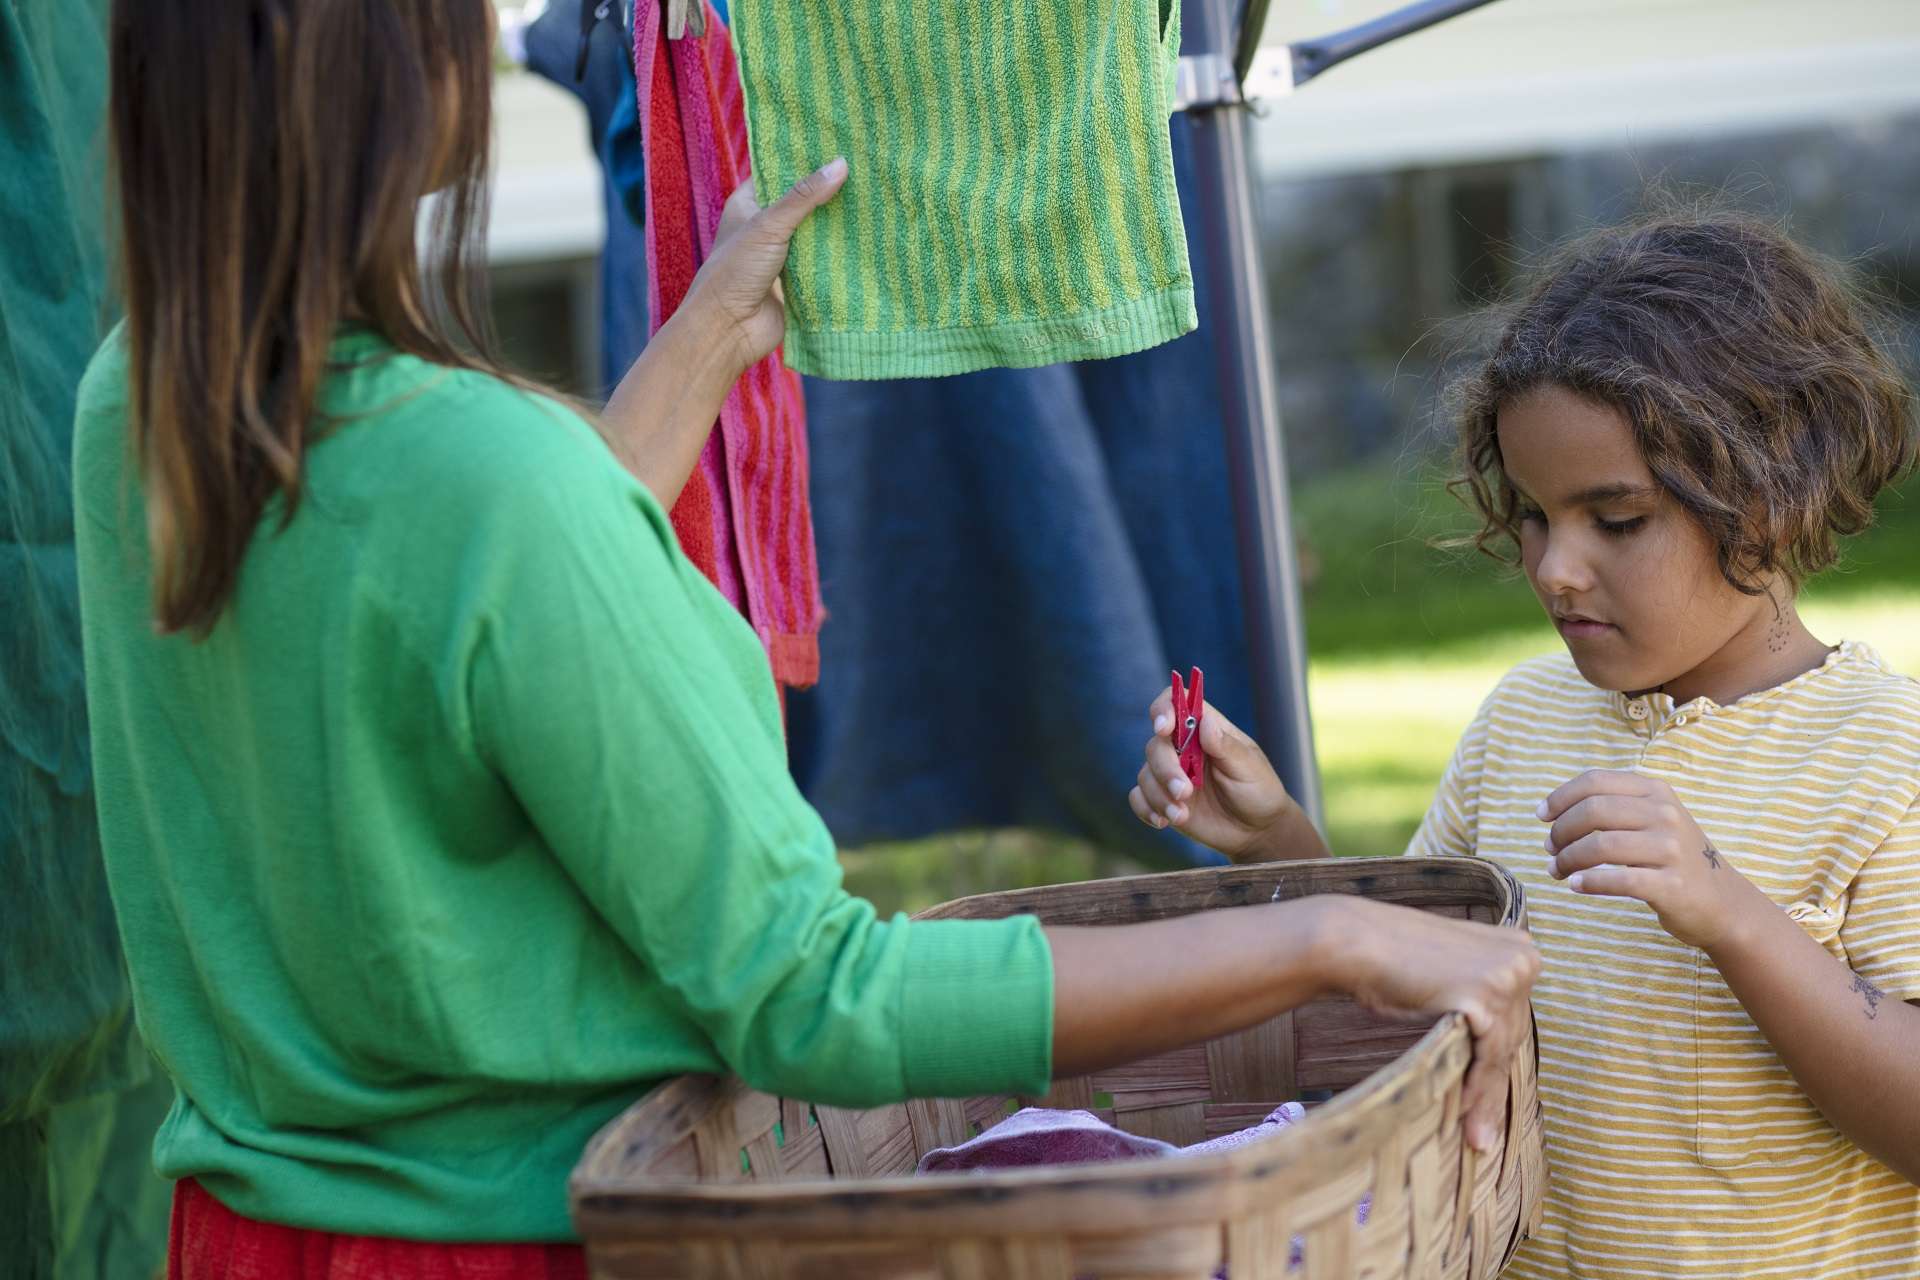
[77,2,1535,1274]
[1135,211,1920,1277]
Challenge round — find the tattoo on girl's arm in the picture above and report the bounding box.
[1701,846,1722,870]
[1851,972,1886,1021]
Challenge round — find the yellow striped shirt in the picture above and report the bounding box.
[1408,640,1920,1279]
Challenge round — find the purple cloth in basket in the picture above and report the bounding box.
[916,1103,1369,1273]
[915,1102,1307,1174]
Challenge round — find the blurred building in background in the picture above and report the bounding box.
[1250,0,1920,479]
[488,68,606,394]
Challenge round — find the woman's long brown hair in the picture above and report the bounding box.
[110,0,508,634]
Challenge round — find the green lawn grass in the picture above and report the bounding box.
[844,465,1920,914]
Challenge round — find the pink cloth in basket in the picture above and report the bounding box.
[915,1102,1307,1174]
[915,1103,1368,1273]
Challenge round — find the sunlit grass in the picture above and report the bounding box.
[1310,631,1550,857]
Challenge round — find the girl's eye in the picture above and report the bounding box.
[1596,515,1648,537]
[1516,505,1546,525]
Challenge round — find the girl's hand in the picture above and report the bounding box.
[685,160,848,374]
[1129,690,1295,860]
[1540,769,1763,951]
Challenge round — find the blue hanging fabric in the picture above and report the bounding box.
[521,0,652,395]
[780,116,1249,865]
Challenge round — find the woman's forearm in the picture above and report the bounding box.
[599,304,743,506]
[1708,884,1920,1183]
[594,164,848,504]
[1047,898,1338,1078]
[1047,893,1537,1151]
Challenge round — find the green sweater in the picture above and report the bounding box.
[71,328,1054,1241]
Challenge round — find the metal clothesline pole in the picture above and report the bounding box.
[1182,0,1325,831]
[1177,0,1503,838]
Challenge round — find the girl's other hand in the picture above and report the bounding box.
[1129,689,1295,860]
[687,161,848,374]
[1539,768,1766,952]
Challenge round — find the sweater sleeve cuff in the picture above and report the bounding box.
[896,916,1054,1099]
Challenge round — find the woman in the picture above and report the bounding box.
[75,2,1537,1272]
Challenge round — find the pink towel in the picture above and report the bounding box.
[635,0,824,692]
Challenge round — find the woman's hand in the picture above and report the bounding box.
[599,160,845,505]
[1129,690,1314,860]
[1540,769,1764,951]
[1049,895,1538,1152]
[686,159,848,375]
[1328,897,1541,1151]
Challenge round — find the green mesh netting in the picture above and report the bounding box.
[3,3,169,1275]
[1,0,142,1130]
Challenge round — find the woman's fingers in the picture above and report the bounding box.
[754,157,848,242]
[1458,998,1518,1151]
[716,180,760,243]
[1345,905,1538,1152]
[1455,934,1536,1150]
[697,165,844,370]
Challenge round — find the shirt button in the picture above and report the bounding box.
[1674,713,1689,726]
[1626,701,1649,720]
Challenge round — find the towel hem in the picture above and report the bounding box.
[766,629,820,689]
[781,281,1199,381]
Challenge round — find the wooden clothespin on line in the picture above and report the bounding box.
[667,0,708,39]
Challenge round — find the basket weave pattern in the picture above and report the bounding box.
[572,858,1546,1279]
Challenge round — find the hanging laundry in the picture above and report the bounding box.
[729,0,1196,380]
[635,0,824,689]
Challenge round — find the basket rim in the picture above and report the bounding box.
[569,857,1528,1237]
[915,856,1525,929]
[571,1012,1467,1190]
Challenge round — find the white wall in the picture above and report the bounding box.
[1252,0,1920,178]
[490,70,604,263]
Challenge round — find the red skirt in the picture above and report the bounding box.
[168,1177,587,1280]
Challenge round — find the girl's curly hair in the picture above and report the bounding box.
[1450,208,1917,593]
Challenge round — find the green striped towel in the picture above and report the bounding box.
[730,0,1196,380]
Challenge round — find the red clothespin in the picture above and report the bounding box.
[1170,667,1205,791]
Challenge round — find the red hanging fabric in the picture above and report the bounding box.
[636,0,824,693]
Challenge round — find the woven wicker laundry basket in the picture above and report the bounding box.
[570,857,1546,1279]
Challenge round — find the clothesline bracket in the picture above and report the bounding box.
[1180,0,1500,113]
[1172,49,1293,112]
